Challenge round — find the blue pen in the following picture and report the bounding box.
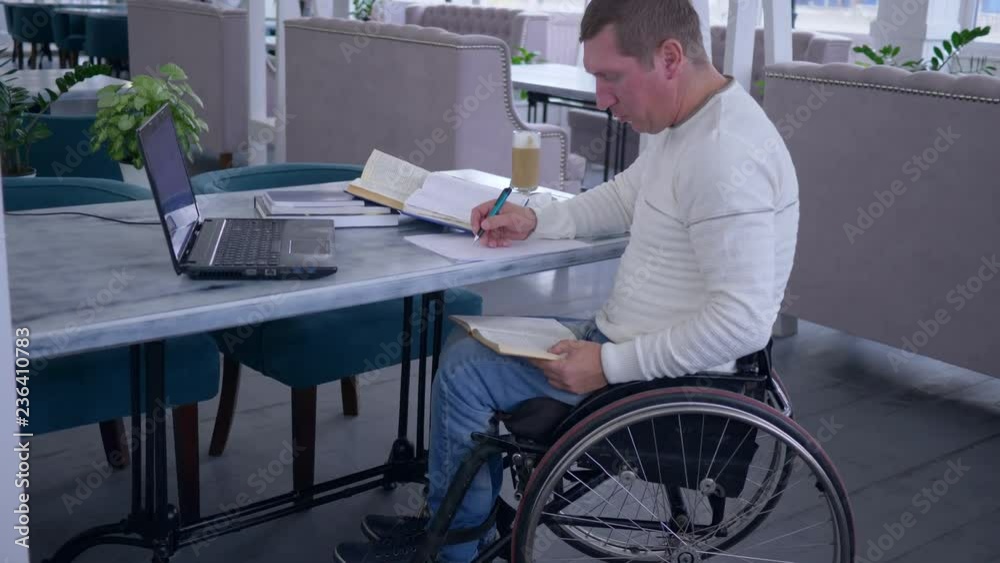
[473,186,513,245]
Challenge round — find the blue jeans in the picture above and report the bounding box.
[427,318,609,563]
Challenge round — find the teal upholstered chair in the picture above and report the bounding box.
[26,114,123,180]
[84,14,128,76]
[52,10,86,68]
[10,5,55,69]
[190,163,484,495]
[3,177,220,524]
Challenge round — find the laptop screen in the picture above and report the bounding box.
[138,107,200,263]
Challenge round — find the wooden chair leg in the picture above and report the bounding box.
[172,403,200,524]
[341,377,360,416]
[219,152,234,169]
[98,418,130,469]
[208,355,242,457]
[291,386,317,500]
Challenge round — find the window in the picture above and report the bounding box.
[792,0,879,36]
[973,0,1000,42]
[462,0,587,12]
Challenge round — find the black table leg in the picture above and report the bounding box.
[385,296,417,486]
[129,345,142,521]
[431,291,445,381]
[603,110,613,182]
[43,340,177,563]
[616,121,628,175]
[416,295,430,457]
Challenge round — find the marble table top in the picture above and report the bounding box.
[54,6,125,15]
[7,181,626,359]
[9,69,129,116]
[511,63,597,104]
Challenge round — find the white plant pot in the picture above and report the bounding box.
[120,163,151,190]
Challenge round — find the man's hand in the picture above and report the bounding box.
[530,340,608,395]
[470,200,537,248]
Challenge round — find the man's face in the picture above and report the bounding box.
[583,25,675,134]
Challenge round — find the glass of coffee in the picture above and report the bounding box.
[511,130,541,193]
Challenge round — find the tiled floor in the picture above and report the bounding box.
[25,264,1000,563]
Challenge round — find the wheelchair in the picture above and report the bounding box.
[410,343,855,563]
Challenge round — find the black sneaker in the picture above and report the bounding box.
[362,515,429,541]
[333,537,426,563]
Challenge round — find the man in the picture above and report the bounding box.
[335,0,799,561]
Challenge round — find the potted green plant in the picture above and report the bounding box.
[0,50,112,177]
[351,0,374,20]
[90,63,208,188]
[853,26,995,75]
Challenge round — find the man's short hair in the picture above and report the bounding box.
[580,0,709,67]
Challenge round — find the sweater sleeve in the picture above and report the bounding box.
[529,144,651,240]
[599,149,784,383]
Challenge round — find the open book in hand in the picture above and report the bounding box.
[450,315,578,361]
[347,149,530,232]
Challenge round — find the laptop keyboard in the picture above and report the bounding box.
[214,220,283,267]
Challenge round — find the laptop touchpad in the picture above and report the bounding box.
[289,239,331,255]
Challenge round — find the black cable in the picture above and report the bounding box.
[5,211,159,225]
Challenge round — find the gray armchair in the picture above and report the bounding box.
[283,17,573,191]
[763,62,1000,377]
[568,26,853,169]
[404,4,549,59]
[127,0,248,167]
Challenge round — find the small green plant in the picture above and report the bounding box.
[853,26,995,75]
[0,49,112,176]
[90,63,208,169]
[511,46,541,65]
[511,47,543,100]
[351,0,374,20]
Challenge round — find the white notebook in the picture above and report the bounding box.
[450,315,577,360]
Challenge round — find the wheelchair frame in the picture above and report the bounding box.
[408,345,852,563]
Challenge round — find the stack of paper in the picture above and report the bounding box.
[404,233,589,262]
[254,183,399,227]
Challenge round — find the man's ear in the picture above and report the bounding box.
[658,38,685,79]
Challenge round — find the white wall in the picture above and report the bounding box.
[0,179,30,561]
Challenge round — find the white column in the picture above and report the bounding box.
[311,0,334,17]
[692,0,713,58]
[0,179,29,562]
[762,0,793,65]
[275,0,302,163]
[724,0,760,91]
[248,0,270,165]
[870,0,962,64]
[332,0,350,18]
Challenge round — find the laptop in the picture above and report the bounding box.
[137,105,338,280]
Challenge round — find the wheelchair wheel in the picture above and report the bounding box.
[510,387,853,563]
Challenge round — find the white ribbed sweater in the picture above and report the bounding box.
[531,81,799,384]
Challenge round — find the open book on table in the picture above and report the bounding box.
[449,315,578,361]
[347,149,530,232]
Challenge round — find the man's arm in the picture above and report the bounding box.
[599,161,787,383]
[530,146,650,240]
